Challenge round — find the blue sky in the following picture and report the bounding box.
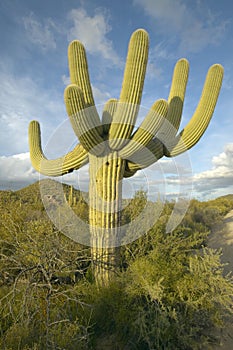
[0,0,233,200]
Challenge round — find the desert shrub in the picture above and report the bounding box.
[124,245,233,349]
[87,228,233,350]
[1,186,233,349]
[0,278,92,350]
[0,203,92,349]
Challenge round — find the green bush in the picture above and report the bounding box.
[1,186,233,349]
[84,224,233,349]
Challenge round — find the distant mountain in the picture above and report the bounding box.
[0,179,84,207]
[217,194,233,202]
[1,179,233,208]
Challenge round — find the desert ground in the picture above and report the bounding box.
[208,210,233,349]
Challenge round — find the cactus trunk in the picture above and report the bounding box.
[89,152,125,286]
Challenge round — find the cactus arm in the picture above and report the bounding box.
[119,29,148,104]
[168,59,189,132]
[102,98,118,135]
[123,164,137,178]
[164,64,224,157]
[29,121,88,176]
[123,138,164,177]
[68,40,95,107]
[157,59,189,144]
[64,85,105,155]
[68,40,104,139]
[119,99,168,159]
[109,29,149,149]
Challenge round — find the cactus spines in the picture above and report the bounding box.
[164,64,224,157]
[64,85,104,155]
[102,98,118,135]
[157,58,189,141]
[68,40,95,107]
[119,99,168,158]
[28,28,224,286]
[28,120,88,176]
[68,185,76,206]
[109,29,149,149]
[125,138,164,175]
[89,151,125,285]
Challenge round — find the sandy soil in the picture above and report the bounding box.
[207,210,233,349]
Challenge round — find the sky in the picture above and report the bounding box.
[0,0,233,201]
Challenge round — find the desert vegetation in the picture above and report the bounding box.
[0,181,233,349]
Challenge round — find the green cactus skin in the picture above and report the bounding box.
[163,64,224,157]
[89,152,125,285]
[28,29,224,286]
[109,29,149,150]
[28,120,88,176]
[68,185,77,206]
[102,98,118,136]
[68,40,95,107]
[157,58,189,142]
[119,99,168,159]
[64,85,105,155]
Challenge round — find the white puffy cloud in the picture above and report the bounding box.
[0,152,90,192]
[23,12,57,51]
[133,0,229,53]
[0,153,39,190]
[134,0,187,32]
[67,8,121,66]
[147,145,233,199]
[193,144,233,198]
[0,66,65,156]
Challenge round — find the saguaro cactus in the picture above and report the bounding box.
[28,29,223,286]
